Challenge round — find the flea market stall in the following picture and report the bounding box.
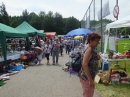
[0,22,45,87]
[100,15,130,84]
[0,23,28,66]
[16,21,46,50]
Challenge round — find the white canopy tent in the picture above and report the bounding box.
[106,15,130,30]
[104,15,130,53]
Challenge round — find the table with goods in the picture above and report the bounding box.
[99,50,130,84]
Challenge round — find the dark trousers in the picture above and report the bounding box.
[66,45,70,54]
[60,46,63,55]
[45,53,50,60]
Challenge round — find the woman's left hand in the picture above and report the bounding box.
[97,54,101,60]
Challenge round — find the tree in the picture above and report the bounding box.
[0,2,9,25]
[47,11,53,17]
[3,8,82,35]
[39,11,46,17]
[9,16,19,27]
[29,12,41,29]
[54,12,64,35]
[22,9,29,22]
[42,11,56,32]
[64,17,80,34]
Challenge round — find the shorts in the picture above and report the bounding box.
[37,52,43,60]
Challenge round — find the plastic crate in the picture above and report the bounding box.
[10,64,22,71]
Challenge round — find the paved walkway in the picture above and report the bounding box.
[0,51,102,97]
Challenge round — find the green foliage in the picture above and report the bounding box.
[110,27,130,37]
[22,9,29,22]
[28,12,41,30]
[64,17,80,33]
[53,12,64,35]
[0,2,9,25]
[0,2,81,35]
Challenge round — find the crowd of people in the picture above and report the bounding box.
[43,36,84,65]
[6,36,85,65]
[6,32,102,97]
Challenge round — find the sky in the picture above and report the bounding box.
[1,0,130,21]
[1,0,92,20]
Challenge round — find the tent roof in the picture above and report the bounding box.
[106,15,130,30]
[0,23,27,37]
[16,21,46,37]
[65,28,92,37]
[45,32,57,36]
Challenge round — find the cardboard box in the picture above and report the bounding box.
[95,72,110,83]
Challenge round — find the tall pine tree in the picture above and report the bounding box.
[0,2,9,25]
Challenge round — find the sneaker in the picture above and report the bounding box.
[52,63,55,65]
[36,62,39,65]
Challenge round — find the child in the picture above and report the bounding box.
[44,41,52,64]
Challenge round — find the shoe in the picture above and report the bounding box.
[52,63,55,65]
[56,62,58,64]
[47,63,50,65]
[36,62,39,65]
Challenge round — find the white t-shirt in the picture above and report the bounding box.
[41,40,44,46]
[44,45,52,53]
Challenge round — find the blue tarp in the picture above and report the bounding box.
[65,28,92,37]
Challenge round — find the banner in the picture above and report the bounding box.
[104,35,109,53]
[98,1,110,20]
[109,36,116,51]
[85,15,90,28]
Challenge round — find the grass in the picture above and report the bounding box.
[95,83,130,97]
[96,39,130,97]
[118,39,130,53]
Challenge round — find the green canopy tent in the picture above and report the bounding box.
[16,21,46,37]
[16,21,46,50]
[0,23,28,66]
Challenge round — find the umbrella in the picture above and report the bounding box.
[65,28,92,37]
[74,36,83,39]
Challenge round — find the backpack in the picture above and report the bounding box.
[71,52,82,72]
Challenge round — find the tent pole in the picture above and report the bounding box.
[101,0,103,52]
[116,0,118,53]
[1,33,7,66]
[26,37,30,51]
